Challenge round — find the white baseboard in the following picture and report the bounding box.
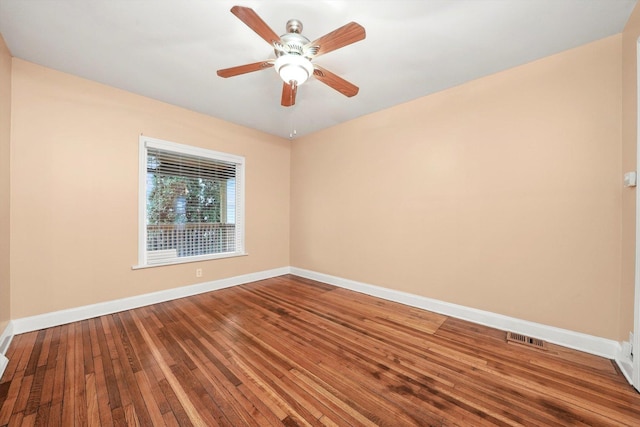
[290,267,622,361]
[616,341,634,385]
[0,354,7,380]
[0,321,13,379]
[0,321,13,355]
[11,267,290,335]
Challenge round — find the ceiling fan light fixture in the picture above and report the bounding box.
[275,54,314,85]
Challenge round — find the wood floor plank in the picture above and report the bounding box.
[39,336,59,408]
[91,356,113,427]
[81,320,95,378]
[60,322,76,427]
[23,365,45,416]
[2,274,640,426]
[0,387,18,424]
[133,369,167,426]
[10,372,32,418]
[85,372,100,427]
[11,332,38,377]
[6,410,23,427]
[157,378,195,427]
[49,326,67,410]
[23,330,46,378]
[35,328,53,369]
[33,402,51,427]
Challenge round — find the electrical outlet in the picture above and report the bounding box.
[624,171,637,187]
[196,268,202,278]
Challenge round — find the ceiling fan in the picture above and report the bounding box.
[217,6,366,107]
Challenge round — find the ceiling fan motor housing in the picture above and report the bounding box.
[277,31,310,57]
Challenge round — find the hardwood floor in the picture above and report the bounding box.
[0,275,639,426]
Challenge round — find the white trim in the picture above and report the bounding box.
[235,161,245,255]
[142,135,245,165]
[291,267,621,360]
[0,321,14,379]
[0,320,13,355]
[0,354,7,380]
[617,341,634,385]
[131,251,249,270]
[138,135,147,266]
[633,37,640,390]
[11,267,289,335]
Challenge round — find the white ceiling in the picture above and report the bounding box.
[0,0,637,139]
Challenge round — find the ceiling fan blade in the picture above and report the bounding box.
[281,82,297,107]
[217,61,273,78]
[231,6,280,46]
[307,22,365,57]
[313,66,359,97]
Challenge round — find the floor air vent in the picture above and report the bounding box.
[506,332,547,350]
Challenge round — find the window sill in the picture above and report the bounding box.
[131,251,248,270]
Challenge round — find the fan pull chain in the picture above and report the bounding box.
[289,108,297,139]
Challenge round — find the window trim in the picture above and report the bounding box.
[135,135,246,268]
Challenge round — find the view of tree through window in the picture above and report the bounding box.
[146,172,222,225]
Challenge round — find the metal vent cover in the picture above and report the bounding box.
[506,332,547,350]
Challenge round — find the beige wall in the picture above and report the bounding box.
[9,59,290,319]
[0,35,11,334]
[291,35,623,340]
[621,2,640,343]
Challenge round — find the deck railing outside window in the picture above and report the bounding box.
[147,223,236,257]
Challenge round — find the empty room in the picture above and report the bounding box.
[2,0,640,425]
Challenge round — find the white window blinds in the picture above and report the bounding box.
[139,136,245,266]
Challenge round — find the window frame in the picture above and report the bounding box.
[136,135,246,268]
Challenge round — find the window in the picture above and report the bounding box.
[138,136,245,266]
